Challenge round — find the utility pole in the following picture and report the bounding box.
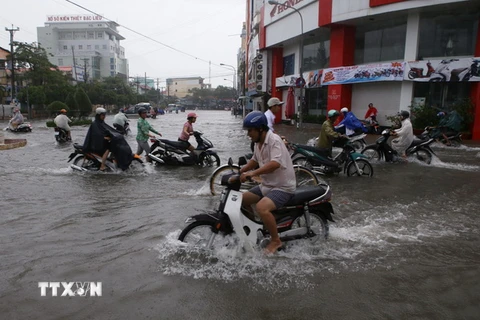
[81,58,89,82]
[5,25,20,104]
[71,46,77,81]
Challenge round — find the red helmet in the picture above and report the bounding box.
[187,112,197,119]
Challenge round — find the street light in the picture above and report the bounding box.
[268,0,304,128]
[220,63,237,92]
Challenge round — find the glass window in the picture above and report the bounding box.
[355,17,407,64]
[283,54,295,76]
[302,28,330,71]
[63,45,68,50]
[418,11,479,59]
[110,65,115,70]
[413,82,471,109]
[58,58,63,66]
[102,45,107,50]
[78,45,83,50]
[87,32,94,39]
[305,87,328,114]
[97,32,103,39]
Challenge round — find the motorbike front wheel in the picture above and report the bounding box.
[73,155,98,170]
[409,148,432,164]
[346,159,374,177]
[179,221,235,249]
[361,146,382,161]
[293,165,319,187]
[350,139,366,151]
[209,165,254,195]
[199,153,221,167]
[291,156,314,170]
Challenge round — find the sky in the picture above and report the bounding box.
[0,0,246,88]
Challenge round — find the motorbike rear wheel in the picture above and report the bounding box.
[409,148,432,164]
[199,153,221,167]
[290,212,328,242]
[361,146,382,161]
[346,159,374,177]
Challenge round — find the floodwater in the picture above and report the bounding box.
[1,111,479,320]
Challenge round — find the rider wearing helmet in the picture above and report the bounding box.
[113,107,129,134]
[9,108,24,130]
[336,107,367,136]
[391,110,414,158]
[178,112,198,152]
[83,107,112,171]
[239,111,296,254]
[136,107,162,162]
[54,108,72,140]
[316,109,347,157]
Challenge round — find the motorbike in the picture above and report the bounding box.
[429,59,459,82]
[290,138,374,177]
[68,143,143,172]
[209,154,320,195]
[417,126,462,147]
[361,129,436,164]
[310,133,367,151]
[179,159,335,252]
[362,116,381,135]
[148,131,220,167]
[113,121,131,136]
[6,122,32,133]
[54,127,71,143]
[408,60,435,79]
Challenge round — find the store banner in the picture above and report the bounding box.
[321,62,404,85]
[404,57,480,82]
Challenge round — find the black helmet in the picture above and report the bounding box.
[138,107,147,115]
[243,111,268,130]
[399,110,409,119]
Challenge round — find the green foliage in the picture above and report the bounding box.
[46,101,68,116]
[46,119,92,127]
[65,92,78,111]
[449,98,474,131]
[75,87,93,117]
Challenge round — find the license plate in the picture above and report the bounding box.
[55,132,59,135]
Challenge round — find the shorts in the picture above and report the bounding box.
[136,140,151,155]
[248,185,294,209]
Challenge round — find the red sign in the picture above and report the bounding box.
[270,0,304,18]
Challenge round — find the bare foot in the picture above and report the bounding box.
[99,166,107,171]
[264,240,282,254]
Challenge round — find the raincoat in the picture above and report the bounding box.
[336,112,367,136]
[391,118,414,156]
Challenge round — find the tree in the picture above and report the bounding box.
[65,92,78,114]
[46,101,68,116]
[75,87,92,117]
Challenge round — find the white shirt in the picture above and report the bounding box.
[113,112,128,126]
[252,130,296,194]
[54,114,71,130]
[264,109,276,132]
[392,118,414,155]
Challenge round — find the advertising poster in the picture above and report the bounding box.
[404,57,480,82]
[321,62,404,85]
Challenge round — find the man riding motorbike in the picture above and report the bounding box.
[239,111,296,254]
[113,108,129,134]
[9,108,24,130]
[336,107,367,136]
[54,109,72,140]
[317,109,348,157]
[391,110,414,159]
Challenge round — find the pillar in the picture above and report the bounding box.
[471,17,480,140]
[271,48,284,123]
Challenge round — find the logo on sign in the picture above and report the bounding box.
[38,282,102,297]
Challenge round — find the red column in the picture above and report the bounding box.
[471,19,480,141]
[271,48,284,123]
[327,25,355,114]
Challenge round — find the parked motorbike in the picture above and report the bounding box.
[148,131,220,167]
[361,129,436,164]
[290,138,374,177]
[408,60,435,79]
[68,143,143,172]
[113,121,131,136]
[54,127,71,143]
[6,122,32,133]
[209,154,320,195]
[179,160,335,252]
[418,126,462,147]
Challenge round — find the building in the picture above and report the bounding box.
[37,14,128,82]
[244,0,480,139]
[166,77,205,98]
[0,47,11,104]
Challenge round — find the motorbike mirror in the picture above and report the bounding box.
[238,156,247,166]
[228,157,234,166]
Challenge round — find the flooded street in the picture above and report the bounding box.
[1,110,480,319]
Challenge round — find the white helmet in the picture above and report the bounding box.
[341,107,349,113]
[96,107,107,115]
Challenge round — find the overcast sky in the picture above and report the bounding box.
[0,0,246,88]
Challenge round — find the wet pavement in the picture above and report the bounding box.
[1,111,479,319]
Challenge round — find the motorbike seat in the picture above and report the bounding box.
[73,143,83,151]
[282,185,329,207]
[297,144,330,158]
[159,139,188,150]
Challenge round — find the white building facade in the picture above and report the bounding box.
[37,14,128,82]
[245,0,480,140]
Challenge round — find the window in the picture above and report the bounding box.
[110,58,114,64]
[95,45,99,50]
[63,45,68,50]
[97,32,103,39]
[302,29,330,71]
[418,11,479,58]
[413,82,471,110]
[74,32,86,40]
[283,54,295,76]
[87,31,94,39]
[58,58,63,66]
[87,45,91,50]
[111,71,115,76]
[305,87,328,115]
[110,65,115,70]
[355,17,407,64]
[78,45,83,50]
